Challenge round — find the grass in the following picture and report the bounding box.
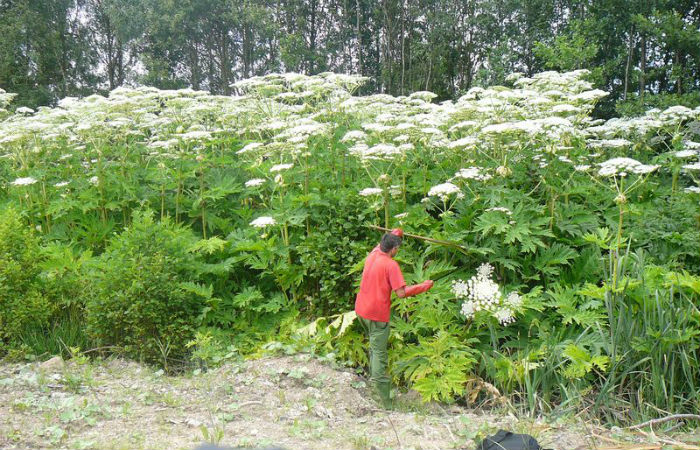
[592,251,700,423]
[18,310,94,360]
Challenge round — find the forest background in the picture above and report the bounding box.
[1,0,699,116]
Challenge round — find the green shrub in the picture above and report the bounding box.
[84,210,208,368]
[615,91,700,117]
[0,208,52,349]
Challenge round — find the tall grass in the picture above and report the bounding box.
[593,251,700,423]
[18,309,95,359]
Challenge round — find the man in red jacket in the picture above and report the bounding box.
[355,228,433,408]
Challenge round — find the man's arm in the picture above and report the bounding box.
[394,280,433,298]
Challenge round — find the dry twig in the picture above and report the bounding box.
[628,414,700,431]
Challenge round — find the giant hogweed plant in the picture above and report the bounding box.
[1,70,700,410]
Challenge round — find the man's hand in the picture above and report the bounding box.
[396,280,433,298]
[391,228,403,237]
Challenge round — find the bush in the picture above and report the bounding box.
[615,91,700,117]
[0,207,52,350]
[84,210,208,368]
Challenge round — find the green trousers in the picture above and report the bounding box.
[359,316,391,408]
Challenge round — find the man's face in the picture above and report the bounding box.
[390,246,399,258]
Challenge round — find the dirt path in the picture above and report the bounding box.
[0,355,611,449]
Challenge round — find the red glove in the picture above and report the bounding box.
[391,228,404,237]
[404,280,434,297]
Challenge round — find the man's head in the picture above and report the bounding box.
[380,233,402,257]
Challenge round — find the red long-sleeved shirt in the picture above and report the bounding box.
[354,245,406,322]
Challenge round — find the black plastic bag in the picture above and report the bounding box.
[475,429,544,450]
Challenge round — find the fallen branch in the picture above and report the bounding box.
[629,414,700,430]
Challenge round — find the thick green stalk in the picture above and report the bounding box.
[160,184,165,221]
[41,181,50,233]
[613,203,624,288]
[383,189,390,229]
[200,169,206,239]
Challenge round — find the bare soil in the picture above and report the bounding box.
[0,354,650,449]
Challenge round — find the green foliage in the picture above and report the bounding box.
[533,20,603,85]
[186,329,239,370]
[84,210,208,368]
[616,91,700,117]
[296,192,371,313]
[394,331,477,403]
[0,208,52,349]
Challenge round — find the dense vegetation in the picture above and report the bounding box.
[0,70,699,425]
[1,0,699,116]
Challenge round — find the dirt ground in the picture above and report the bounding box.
[0,354,684,450]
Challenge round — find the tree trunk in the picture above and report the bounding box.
[309,0,318,73]
[382,0,392,94]
[639,35,646,102]
[355,0,363,75]
[623,31,634,100]
[675,49,682,94]
[400,0,405,95]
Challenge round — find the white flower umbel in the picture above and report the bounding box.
[340,130,367,143]
[683,162,700,171]
[675,150,699,158]
[427,182,463,201]
[11,177,38,186]
[245,178,266,187]
[588,139,632,149]
[350,143,403,161]
[493,307,516,325]
[685,186,700,194]
[454,167,492,181]
[453,263,522,325]
[270,163,294,172]
[485,206,513,215]
[358,187,383,197]
[250,216,276,228]
[237,142,264,154]
[598,157,658,177]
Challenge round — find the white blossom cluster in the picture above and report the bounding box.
[10,177,38,186]
[427,182,464,201]
[586,105,700,140]
[485,206,513,215]
[597,157,659,177]
[250,216,276,228]
[349,142,403,161]
[358,187,383,197]
[245,178,266,187]
[0,68,696,209]
[454,167,492,181]
[270,163,294,173]
[674,149,699,159]
[453,263,523,325]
